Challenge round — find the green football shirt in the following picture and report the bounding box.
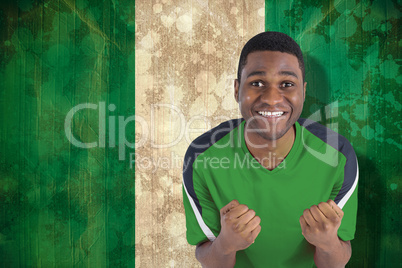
[182,118,359,267]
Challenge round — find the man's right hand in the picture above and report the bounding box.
[218,199,262,255]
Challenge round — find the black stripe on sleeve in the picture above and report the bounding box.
[183,118,244,216]
[297,118,358,204]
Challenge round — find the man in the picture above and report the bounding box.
[182,32,358,267]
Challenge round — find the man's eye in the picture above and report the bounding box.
[251,81,264,87]
[280,82,294,88]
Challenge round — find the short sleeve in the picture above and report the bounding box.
[182,161,221,246]
[333,148,359,241]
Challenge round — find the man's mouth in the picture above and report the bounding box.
[256,111,286,118]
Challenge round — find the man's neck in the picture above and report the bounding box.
[244,125,296,170]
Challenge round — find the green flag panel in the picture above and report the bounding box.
[0,1,135,267]
[265,0,400,267]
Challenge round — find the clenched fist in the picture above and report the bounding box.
[299,199,344,249]
[218,199,262,255]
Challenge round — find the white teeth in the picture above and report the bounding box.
[258,111,284,117]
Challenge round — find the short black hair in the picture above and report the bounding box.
[237,31,305,82]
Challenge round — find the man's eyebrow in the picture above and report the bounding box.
[246,71,266,78]
[278,70,298,79]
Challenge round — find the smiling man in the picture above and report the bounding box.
[182,32,359,267]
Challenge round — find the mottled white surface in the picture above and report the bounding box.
[135,1,264,266]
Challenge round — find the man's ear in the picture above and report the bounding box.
[234,79,240,103]
[303,81,307,101]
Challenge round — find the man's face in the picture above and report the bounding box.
[235,51,306,142]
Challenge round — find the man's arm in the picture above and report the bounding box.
[195,239,236,268]
[300,199,352,268]
[314,238,351,268]
[195,199,261,268]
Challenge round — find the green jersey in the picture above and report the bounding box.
[182,118,358,267]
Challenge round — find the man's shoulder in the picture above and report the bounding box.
[184,118,243,160]
[297,118,356,159]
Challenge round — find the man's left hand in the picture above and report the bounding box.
[299,199,344,249]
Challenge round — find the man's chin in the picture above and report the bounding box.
[251,123,294,141]
[255,130,287,141]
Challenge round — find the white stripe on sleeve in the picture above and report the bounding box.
[338,158,359,209]
[183,178,216,242]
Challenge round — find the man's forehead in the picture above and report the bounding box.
[246,51,299,63]
[243,51,301,74]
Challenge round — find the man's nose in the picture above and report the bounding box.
[260,86,283,105]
